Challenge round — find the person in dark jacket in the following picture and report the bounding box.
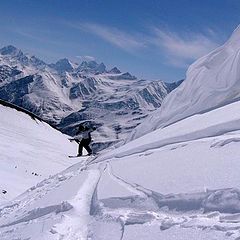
[74,125,96,156]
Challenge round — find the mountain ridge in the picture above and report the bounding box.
[0,45,182,147]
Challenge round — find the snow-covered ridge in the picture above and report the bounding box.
[128,24,240,141]
[0,99,77,203]
[0,98,43,122]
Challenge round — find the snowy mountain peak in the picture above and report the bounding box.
[96,62,106,73]
[51,58,74,72]
[0,45,22,56]
[80,60,98,68]
[77,60,106,74]
[108,67,121,74]
[121,72,137,80]
[108,71,137,80]
[0,45,47,70]
[29,55,46,67]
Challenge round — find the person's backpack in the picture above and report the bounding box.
[78,124,85,132]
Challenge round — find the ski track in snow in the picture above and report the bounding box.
[51,168,102,240]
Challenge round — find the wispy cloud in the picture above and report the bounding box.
[67,22,146,52]
[65,21,221,68]
[76,55,95,62]
[150,27,220,67]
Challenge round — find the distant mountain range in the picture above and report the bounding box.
[0,45,183,149]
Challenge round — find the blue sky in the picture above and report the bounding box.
[0,0,240,82]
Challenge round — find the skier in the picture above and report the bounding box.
[70,124,96,157]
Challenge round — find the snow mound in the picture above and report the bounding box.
[203,189,240,213]
[128,25,240,141]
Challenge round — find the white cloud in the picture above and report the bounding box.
[151,27,220,67]
[68,22,146,52]
[66,21,221,68]
[76,55,95,62]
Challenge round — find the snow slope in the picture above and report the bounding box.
[1,98,240,239]
[128,24,240,141]
[0,100,78,203]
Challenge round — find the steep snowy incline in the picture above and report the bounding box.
[128,24,240,141]
[0,100,78,203]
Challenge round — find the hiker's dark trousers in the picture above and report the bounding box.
[78,138,92,155]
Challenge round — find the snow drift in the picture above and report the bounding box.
[128,25,240,141]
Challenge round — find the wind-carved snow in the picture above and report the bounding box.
[97,162,240,239]
[128,24,240,141]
